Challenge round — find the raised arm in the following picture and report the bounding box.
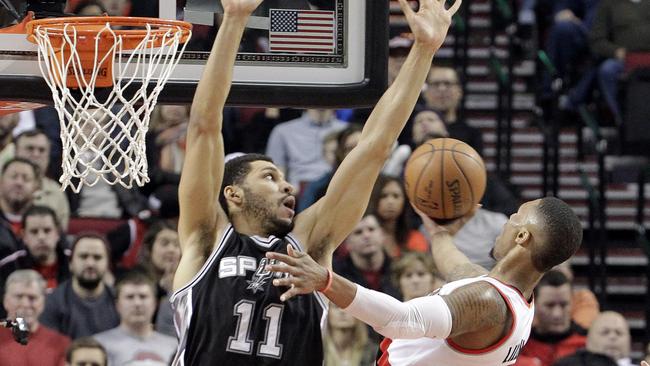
[294,0,461,260]
[175,0,262,291]
[416,207,487,281]
[265,247,508,340]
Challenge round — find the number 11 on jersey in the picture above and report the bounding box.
[227,300,285,359]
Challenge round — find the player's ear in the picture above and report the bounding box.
[224,185,243,205]
[514,228,531,247]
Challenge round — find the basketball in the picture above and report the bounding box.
[404,138,487,220]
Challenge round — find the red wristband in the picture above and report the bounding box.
[318,268,333,293]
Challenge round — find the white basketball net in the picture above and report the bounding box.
[30,21,191,193]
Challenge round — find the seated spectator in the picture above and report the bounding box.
[65,337,107,366]
[297,124,362,212]
[94,271,177,366]
[0,206,70,317]
[266,109,347,192]
[590,0,650,123]
[422,66,484,156]
[72,0,108,16]
[554,260,599,329]
[391,252,444,300]
[451,207,508,270]
[518,270,587,366]
[15,129,70,230]
[0,157,39,235]
[0,270,70,366]
[97,0,130,16]
[136,220,180,336]
[148,105,190,176]
[368,175,428,257]
[323,304,376,366]
[410,109,448,147]
[0,113,19,168]
[40,234,119,339]
[334,213,400,300]
[553,311,632,366]
[543,0,599,101]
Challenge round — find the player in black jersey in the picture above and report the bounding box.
[171,0,458,364]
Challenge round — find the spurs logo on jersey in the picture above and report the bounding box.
[218,256,290,294]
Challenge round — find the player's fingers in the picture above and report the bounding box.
[279,287,301,302]
[287,245,305,258]
[447,0,462,15]
[265,264,299,275]
[272,277,294,287]
[266,251,297,266]
[397,0,416,19]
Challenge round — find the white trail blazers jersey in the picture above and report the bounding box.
[377,276,534,366]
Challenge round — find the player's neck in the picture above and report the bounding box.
[231,215,272,238]
[445,109,458,124]
[488,253,542,300]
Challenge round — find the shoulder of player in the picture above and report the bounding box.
[442,281,511,335]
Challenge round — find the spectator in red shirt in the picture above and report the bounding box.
[517,270,587,366]
[0,269,70,366]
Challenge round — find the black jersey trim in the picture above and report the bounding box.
[170,224,235,302]
[250,234,282,248]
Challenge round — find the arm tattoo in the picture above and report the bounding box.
[442,282,509,337]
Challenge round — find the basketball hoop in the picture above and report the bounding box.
[25,16,192,192]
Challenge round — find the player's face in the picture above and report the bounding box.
[412,111,448,145]
[70,238,109,289]
[399,260,435,301]
[23,214,60,265]
[533,284,572,335]
[3,281,44,329]
[69,348,107,366]
[16,134,51,174]
[377,181,405,222]
[116,284,156,328]
[242,161,296,237]
[492,200,540,261]
[587,313,630,361]
[150,228,181,273]
[424,68,462,113]
[0,162,38,210]
[345,215,384,257]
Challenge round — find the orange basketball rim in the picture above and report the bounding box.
[25,16,192,88]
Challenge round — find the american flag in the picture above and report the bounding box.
[269,9,336,54]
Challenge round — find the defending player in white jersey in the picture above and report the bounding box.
[265,198,583,366]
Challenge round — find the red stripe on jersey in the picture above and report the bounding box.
[377,338,393,366]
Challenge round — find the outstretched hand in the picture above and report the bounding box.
[265,246,329,302]
[398,0,462,50]
[414,204,479,236]
[221,0,263,17]
[641,361,649,366]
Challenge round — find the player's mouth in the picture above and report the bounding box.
[281,196,296,218]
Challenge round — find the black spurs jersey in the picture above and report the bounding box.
[171,224,328,365]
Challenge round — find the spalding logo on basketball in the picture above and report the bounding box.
[404,138,486,220]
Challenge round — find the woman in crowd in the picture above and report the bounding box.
[323,304,376,366]
[368,175,428,257]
